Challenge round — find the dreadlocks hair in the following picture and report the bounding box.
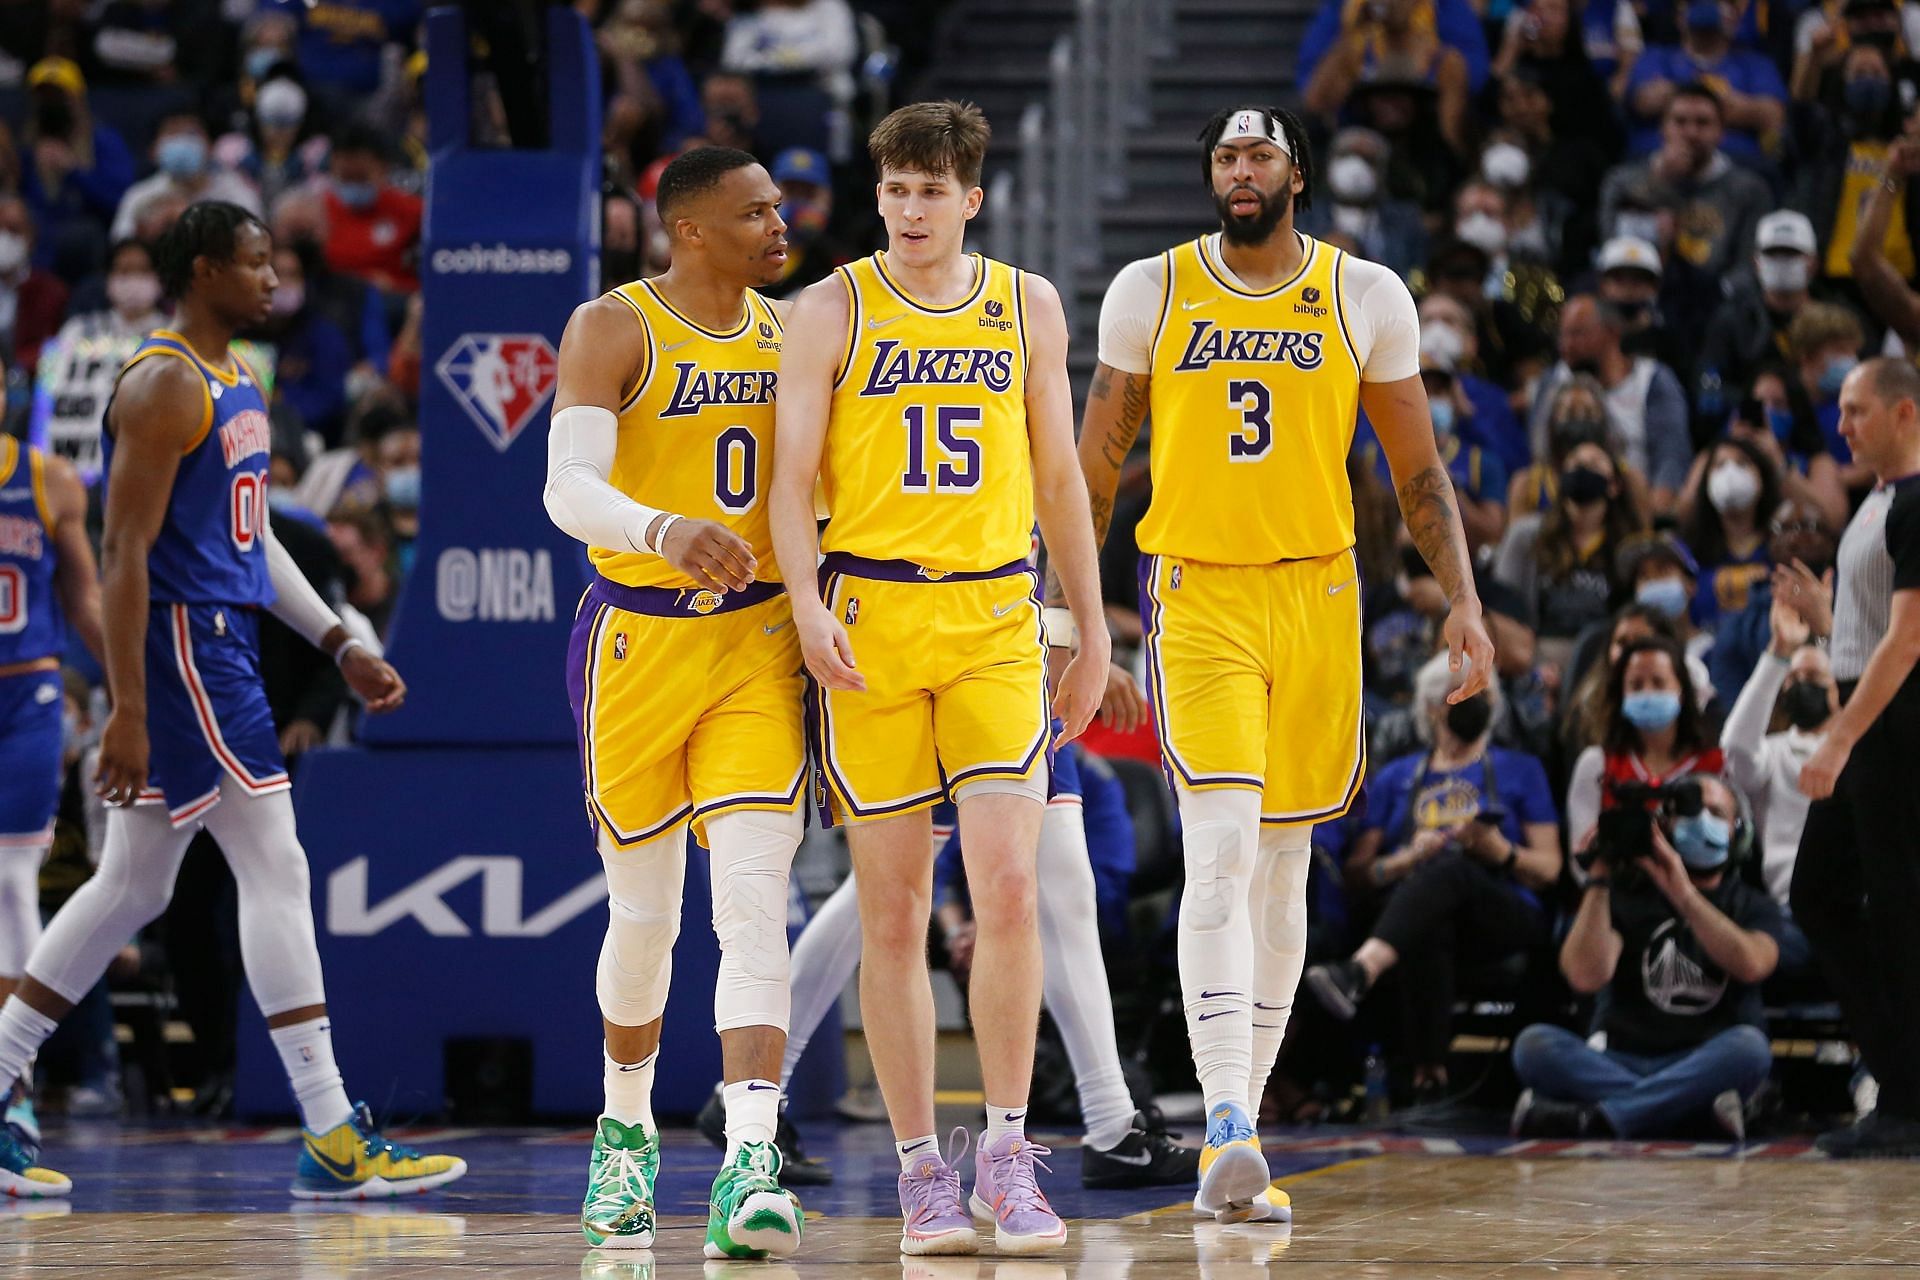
[656,145,762,223]
[1195,104,1314,215]
[154,200,268,301]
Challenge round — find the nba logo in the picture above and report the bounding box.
[1303,287,1321,304]
[1235,111,1256,135]
[844,597,861,626]
[1170,565,1183,590]
[613,632,628,661]
[985,300,1004,318]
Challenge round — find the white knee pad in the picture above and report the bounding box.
[1254,825,1312,954]
[598,831,687,1028]
[0,837,48,976]
[1178,788,1260,933]
[707,807,801,1034]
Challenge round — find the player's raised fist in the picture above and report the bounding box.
[661,518,757,594]
[342,647,407,713]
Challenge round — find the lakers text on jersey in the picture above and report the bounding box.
[1139,236,1366,824]
[0,437,66,844]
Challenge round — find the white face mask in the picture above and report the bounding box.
[1456,211,1507,255]
[256,78,308,130]
[1755,254,1810,294]
[1328,154,1379,204]
[0,231,25,275]
[1481,141,1531,188]
[1332,203,1373,239]
[107,271,162,315]
[1707,460,1761,514]
[1420,319,1468,367]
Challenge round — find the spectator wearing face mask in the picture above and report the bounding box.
[1479,129,1564,268]
[29,238,165,481]
[1497,437,1647,669]
[1493,0,1626,149]
[1299,127,1427,277]
[1418,290,1529,471]
[1697,214,1828,429]
[1676,437,1783,633]
[1300,0,1481,154]
[1510,376,1643,515]
[1492,67,1615,278]
[263,0,425,114]
[219,75,329,212]
[252,241,355,446]
[1305,652,1562,1105]
[1358,342,1510,548]
[1530,294,1692,515]
[1452,179,1564,350]
[1594,235,1692,383]
[760,148,853,301]
[1792,0,1920,109]
[18,58,136,279]
[1788,301,1875,489]
[322,124,424,294]
[0,195,69,376]
[110,112,263,244]
[1724,369,1851,521]
[1789,44,1917,291]
[1704,512,1838,716]
[1623,1,1788,165]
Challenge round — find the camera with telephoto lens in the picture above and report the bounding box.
[1585,776,1705,872]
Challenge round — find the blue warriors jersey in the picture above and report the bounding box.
[104,331,274,608]
[0,437,63,666]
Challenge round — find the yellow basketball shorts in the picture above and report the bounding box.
[566,576,807,849]
[812,553,1050,822]
[1138,548,1365,825]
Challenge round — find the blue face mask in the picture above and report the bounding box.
[1669,811,1731,870]
[1622,689,1683,730]
[1766,405,1795,441]
[1845,77,1892,119]
[384,466,421,510]
[157,134,208,179]
[334,180,378,210]
[1430,398,1456,435]
[246,47,283,82]
[1819,354,1857,399]
[1635,577,1690,620]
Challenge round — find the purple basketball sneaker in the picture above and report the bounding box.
[898,1129,979,1256]
[970,1131,1067,1254]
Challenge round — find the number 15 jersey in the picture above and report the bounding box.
[822,252,1032,573]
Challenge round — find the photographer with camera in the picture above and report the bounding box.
[1511,773,1785,1139]
[1304,654,1563,1103]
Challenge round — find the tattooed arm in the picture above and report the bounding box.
[1363,373,1496,701]
[1044,360,1150,607]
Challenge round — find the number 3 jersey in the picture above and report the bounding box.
[823,252,1032,573]
[593,280,784,590]
[103,331,273,608]
[1139,233,1371,566]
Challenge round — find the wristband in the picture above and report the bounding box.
[333,636,366,669]
[1042,606,1078,649]
[645,512,682,556]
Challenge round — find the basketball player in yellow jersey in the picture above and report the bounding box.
[1068,106,1497,1222]
[544,147,806,1261]
[769,101,1108,1257]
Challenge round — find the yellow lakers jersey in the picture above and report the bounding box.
[1141,233,1362,565]
[821,252,1032,572]
[592,279,783,589]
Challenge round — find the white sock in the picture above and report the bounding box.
[983,1102,1027,1146]
[604,1046,657,1130]
[268,1016,353,1133]
[0,998,56,1090]
[1248,825,1313,1106]
[1035,803,1135,1152]
[778,872,864,1092]
[896,1133,939,1170]
[1176,787,1261,1117]
[723,1078,780,1157]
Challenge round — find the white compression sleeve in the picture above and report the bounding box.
[707,808,803,1035]
[544,404,668,554]
[262,517,342,649]
[1248,824,1312,1106]
[1176,785,1262,1113]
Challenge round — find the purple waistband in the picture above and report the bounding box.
[817,552,1033,585]
[587,574,784,618]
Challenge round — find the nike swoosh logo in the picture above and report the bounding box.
[1100,1148,1154,1166]
[1328,578,1356,596]
[1199,989,1240,999]
[1197,1010,1239,1021]
[616,1062,650,1072]
[747,1082,780,1092]
[867,313,908,329]
[660,336,697,353]
[991,600,1020,617]
[1181,297,1214,311]
[764,619,793,635]
[903,1139,933,1153]
[1253,1002,1290,1011]
[305,1141,360,1181]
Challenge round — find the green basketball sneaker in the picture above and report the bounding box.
[581,1116,659,1250]
[703,1140,803,1259]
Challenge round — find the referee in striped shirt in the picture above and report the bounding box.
[1785,356,1920,1159]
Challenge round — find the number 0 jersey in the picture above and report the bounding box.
[822,252,1032,573]
[1141,233,1363,566]
[103,332,273,608]
[592,280,784,590]
[0,437,62,666]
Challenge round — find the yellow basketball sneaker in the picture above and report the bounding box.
[1194,1101,1269,1222]
[0,1119,69,1199]
[1192,1183,1291,1223]
[291,1103,467,1200]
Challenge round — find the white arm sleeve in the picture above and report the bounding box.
[543,404,667,555]
[1096,255,1169,375]
[262,516,343,650]
[1720,651,1789,792]
[1341,256,1422,383]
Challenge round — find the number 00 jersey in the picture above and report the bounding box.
[1141,233,1364,566]
[0,437,61,666]
[592,280,784,590]
[822,252,1032,573]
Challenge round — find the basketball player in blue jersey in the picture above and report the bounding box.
[0,435,102,1161]
[0,202,465,1200]
[1066,106,1494,1223]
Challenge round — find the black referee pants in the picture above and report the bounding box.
[1791,688,1920,1121]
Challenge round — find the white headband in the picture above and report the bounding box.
[1213,109,1292,157]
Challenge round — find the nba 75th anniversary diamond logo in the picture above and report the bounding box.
[434,333,559,452]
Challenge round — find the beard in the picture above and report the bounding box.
[1214,184,1292,245]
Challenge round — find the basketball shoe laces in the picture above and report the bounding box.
[587,1146,652,1220]
[351,1103,427,1166]
[984,1136,1055,1215]
[903,1128,970,1227]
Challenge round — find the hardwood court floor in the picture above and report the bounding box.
[8,1137,1920,1278]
